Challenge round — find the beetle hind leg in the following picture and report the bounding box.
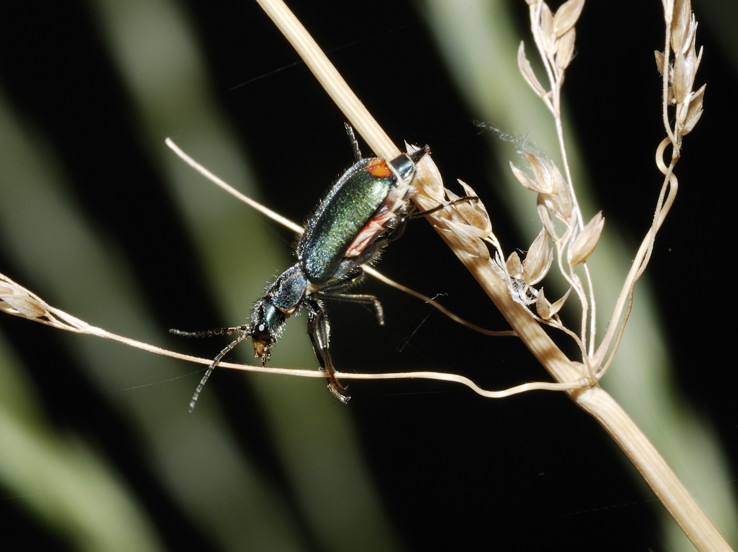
[316,267,384,325]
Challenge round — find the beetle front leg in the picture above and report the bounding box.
[305,297,350,404]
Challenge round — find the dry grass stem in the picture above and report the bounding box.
[1,272,571,397]
[165,138,303,235]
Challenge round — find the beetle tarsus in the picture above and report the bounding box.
[327,379,351,404]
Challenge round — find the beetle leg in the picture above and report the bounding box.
[320,291,384,325]
[305,297,350,404]
[403,195,479,222]
[316,267,385,324]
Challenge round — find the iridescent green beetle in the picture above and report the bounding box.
[174,126,469,411]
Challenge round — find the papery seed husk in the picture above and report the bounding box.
[684,15,698,56]
[550,162,573,219]
[681,83,705,135]
[524,153,555,194]
[672,51,688,104]
[676,100,689,130]
[556,28,576,72]
[548,287,572,317]
[473,236,491,261]
[523,227,552,286]
[452,212,491,238]
[569,211,605,265]
[537,203,559,241]
[446,218,488,241]
[518,41,548,98]
[671,0,692,52]
[679,47,698,102]
[511,161,550,194]
[535,288,553,320]
[506,251,523,279]
[1,294,47,319]
[694,44,703,76]
[436,226,482,258]
[553,0,585,38]
[540,3,555,58]
[654,50,666,76]
[456,179,492,235]
[680,106,702,135]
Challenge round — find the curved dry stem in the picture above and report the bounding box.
[166,137,303,235]
[333,370,584,397]
[1,272,561,399]
[594,138,679,371]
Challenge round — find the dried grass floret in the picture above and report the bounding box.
[568,211,604,266]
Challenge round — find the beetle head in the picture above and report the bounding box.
[250,264,308,363]
[250,299,281,363]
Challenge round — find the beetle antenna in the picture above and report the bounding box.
[188,331,251,412]
[170,325,249,339]
[343,122,362,161]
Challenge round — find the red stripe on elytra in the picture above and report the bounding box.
[345,209,394,257]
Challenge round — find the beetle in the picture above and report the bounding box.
[173,126,472,411]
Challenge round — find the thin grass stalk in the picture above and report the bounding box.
[0,272,573,398]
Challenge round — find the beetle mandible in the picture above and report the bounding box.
[173,125,472,411]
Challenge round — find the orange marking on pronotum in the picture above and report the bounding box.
[366,158,392,178]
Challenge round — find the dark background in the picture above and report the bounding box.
[0,1,735,550]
